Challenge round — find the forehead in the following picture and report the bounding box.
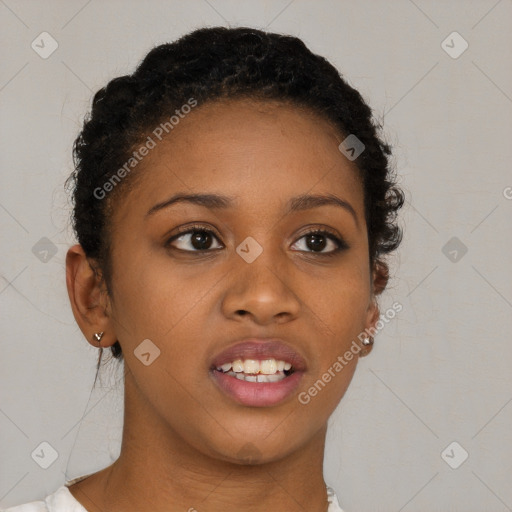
[114,97,364,222]
[162,97,348,168]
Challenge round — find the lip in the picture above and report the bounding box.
[211,369,304,407]
[209,338,307,407]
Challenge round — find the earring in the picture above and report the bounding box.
[362,336,374,347]
[93,332,104,373]
[93,332,104,344]
[360,336,374,356]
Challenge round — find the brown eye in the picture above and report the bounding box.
[291,229,348,255]
[165,225,348,256]
[166,225,223,252]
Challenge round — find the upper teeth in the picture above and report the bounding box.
[217,359,292,374]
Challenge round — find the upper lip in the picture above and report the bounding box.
[211,338,307,372]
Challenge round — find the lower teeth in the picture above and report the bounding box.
[223,370,289,382]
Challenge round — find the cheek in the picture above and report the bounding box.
[299,357,358,410]
[109,251,203,342]
[309,263,370,326]
[301,266,370,378]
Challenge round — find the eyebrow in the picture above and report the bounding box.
[146,192,359,227]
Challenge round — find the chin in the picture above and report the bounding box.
[203,427,312,467]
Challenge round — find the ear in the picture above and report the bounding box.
[373,260,389,296]
[361,260,389,355]
[65,244,117,348]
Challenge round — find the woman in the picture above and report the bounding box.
[6,26,403,512]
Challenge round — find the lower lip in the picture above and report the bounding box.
[211,369,304,407]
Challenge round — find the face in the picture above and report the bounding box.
[94,98,380,463]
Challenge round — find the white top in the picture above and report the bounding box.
[3,474,345,511]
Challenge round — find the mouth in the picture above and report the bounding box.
[214,358,295,382]
[209,339,307,407]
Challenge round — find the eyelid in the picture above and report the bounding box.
[172,223,222,239]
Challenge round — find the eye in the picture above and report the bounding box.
[165,225,348,256]
[166,225,223,252]
[291,229,348,256]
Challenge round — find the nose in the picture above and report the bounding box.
[221,246,301,326]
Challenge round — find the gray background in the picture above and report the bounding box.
[1,0,511,510]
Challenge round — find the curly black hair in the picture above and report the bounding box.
[65,26,404,371]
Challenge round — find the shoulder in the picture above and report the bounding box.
[2,485,87,512]
[2,499,48,512]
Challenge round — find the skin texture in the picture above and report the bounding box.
[65,98,386,512]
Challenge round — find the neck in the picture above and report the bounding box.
[72,370,330,512]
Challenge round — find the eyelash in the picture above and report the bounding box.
[165,224,349,257]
